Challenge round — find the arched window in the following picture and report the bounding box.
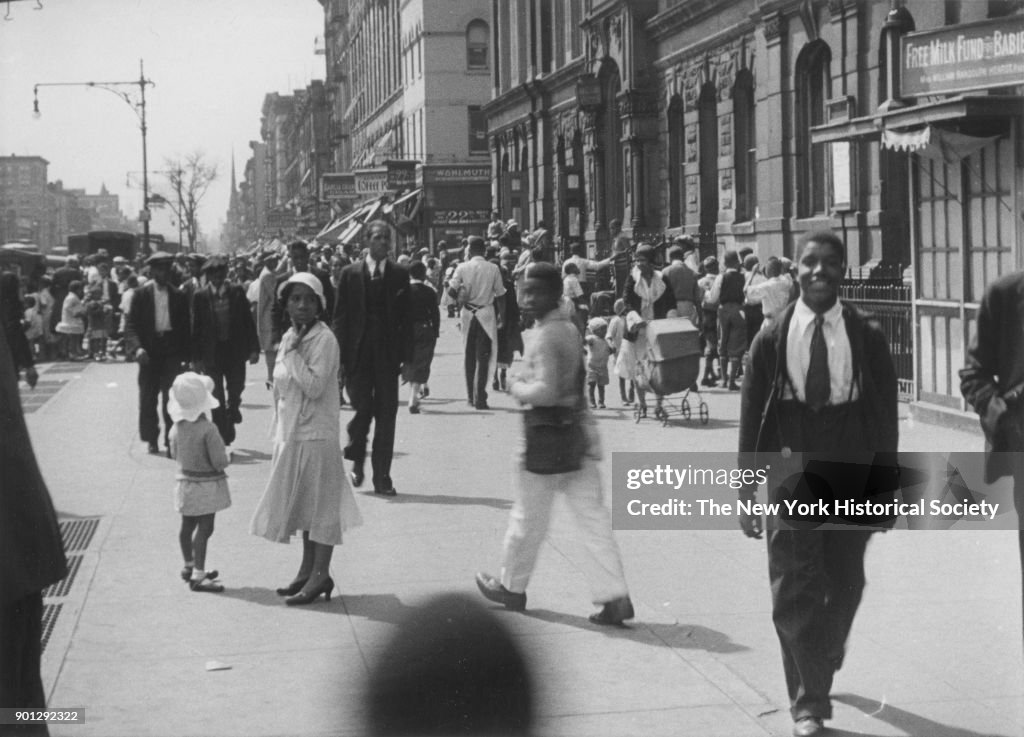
[667,97,685,227]
[795,42,832,217]
[467,20,489,70]
[733,70,756,222]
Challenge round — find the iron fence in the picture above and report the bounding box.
[839,272,914,401]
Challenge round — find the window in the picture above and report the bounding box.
[468,106,488,154]
[733,70,757,222]
[795,42,831,217]
[667,97,685,227]
[467,20,489,70]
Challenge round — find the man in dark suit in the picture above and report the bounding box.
[332,220,412,496]
[125,252,192,455]
[738,231,898,737]
[960,269,1024,648]
[190,256,260,450]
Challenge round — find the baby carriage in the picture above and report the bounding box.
[634,317,709,426]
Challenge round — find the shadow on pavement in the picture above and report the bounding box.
[832,694,1009,737]
[229,449,273,464]
[240,403,270,410]
[517,608,747,652]
[338,592,419,625]
[358,491,512,510]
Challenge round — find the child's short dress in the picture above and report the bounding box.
[170,418,231,516]
[585,335,611,386]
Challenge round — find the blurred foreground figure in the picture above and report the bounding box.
[365,593,533,736]
[0,310,68,735]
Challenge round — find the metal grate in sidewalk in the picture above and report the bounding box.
[60,518,100,552]
[43,555,83,599]
[40,603,62,653]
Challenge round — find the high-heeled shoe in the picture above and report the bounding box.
[284,576,334,606]
[275,576,309,596]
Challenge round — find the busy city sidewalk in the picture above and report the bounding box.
[23,322,1023,737]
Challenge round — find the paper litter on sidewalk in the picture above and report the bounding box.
[205,660,232,671]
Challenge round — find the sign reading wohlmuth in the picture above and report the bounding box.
[901,15,1024,97]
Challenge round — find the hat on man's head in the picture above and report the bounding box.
[145,251,175,265]
[186,253,207,265]
[201,255,229,273]
[112,256,128,265]
[167,372,219,424]
[634,244,656,260]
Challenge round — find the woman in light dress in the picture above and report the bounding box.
[250,272,362,606]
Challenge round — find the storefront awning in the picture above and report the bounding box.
[810,95,1024,144]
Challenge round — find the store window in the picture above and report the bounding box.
[467,20,489,70]
[733,70,756,223]
[795,42,831,218]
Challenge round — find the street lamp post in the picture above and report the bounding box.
[34,60,155,253]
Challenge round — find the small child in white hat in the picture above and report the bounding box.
[168,372,231,593]
[584,317,610,409]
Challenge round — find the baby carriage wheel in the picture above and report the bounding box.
[699,401,709,425]
[681,399,691,420]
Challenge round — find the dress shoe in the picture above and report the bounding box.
[181,567,218,582]
[350,462,365,487]
[285,576,333,606]
[374,487,397,497]
[792,716,824,736]
[475,572,526,611]
[474,401,490,410]
[588,596,635,626]
[276,576,309,596]
[409,405,421,414]
[189,579,224,593]
[147,442,160,455]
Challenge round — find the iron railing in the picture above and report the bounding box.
[839,266,914,401]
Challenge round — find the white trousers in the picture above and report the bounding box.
[500,457,629,605]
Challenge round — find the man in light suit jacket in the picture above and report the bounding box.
[332,220,412,496]
[191,256,260,448]
[125,252,192,455]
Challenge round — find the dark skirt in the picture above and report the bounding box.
[402,322,437,384]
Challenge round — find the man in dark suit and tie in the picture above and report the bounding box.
[125,252,192,455]
[190,256,260,451]
[738,231,898,737]
[960,268,1024,651]
[332,220,412,496]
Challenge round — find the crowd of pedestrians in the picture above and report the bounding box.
[4,220,1023,737]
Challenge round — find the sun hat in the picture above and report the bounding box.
[587,317,608,333]
[168,372,219,424]
[283,271,326,312]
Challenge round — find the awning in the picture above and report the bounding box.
[313,200,387,244]
[811,95,1024,144]
[881,126,1001,164]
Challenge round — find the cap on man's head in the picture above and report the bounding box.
[112,256,128,265]
[201,255,229,273]
[186,253,207,265]
[146,251,175,266]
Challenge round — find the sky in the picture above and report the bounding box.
[0,0,325,249]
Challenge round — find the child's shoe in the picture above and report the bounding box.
[598,402,606,409]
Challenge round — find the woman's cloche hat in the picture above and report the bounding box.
[168,372,220,423]
[284,271,326,312]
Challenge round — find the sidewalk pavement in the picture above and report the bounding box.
[22,321,1024,737]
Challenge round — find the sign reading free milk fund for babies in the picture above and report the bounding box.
[901,15,1024,97]
[611,452,1020,532]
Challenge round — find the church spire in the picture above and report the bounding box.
[228,148,239,213]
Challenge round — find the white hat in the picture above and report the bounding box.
[168,372,219,423]
[587,317,608,333]
[283,271,326,312]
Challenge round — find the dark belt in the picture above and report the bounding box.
[464,302,492,314]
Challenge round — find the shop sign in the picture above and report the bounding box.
[386,160,418,190]
[266,210,298,230]
[576,74,602,110]
[422,165,491,185]
[321,173,356,200]
[901,15,1024,97]
[431,209,490,226]
[355,169,389,195]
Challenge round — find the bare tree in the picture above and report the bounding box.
[161,151,218,252]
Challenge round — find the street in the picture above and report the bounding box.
[24,321,1024,737]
